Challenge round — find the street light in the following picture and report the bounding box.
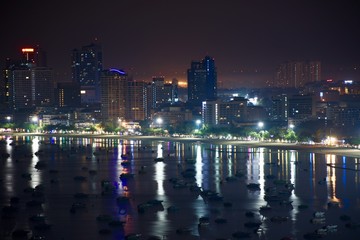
[258,121,264,129]
[6,116,11,123]
[195,119,201,128]
[289,124,295,129]
[32,116,38,123]
[156,117,163,125]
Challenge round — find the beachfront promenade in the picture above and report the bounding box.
[5,132,360,158]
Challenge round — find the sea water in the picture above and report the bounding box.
[0,135,360,240]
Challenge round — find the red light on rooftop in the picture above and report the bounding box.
[22,48,34,53]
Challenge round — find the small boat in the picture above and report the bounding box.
[154,157,164,162]
[245,211,255,218]
[232,231,251,239]
[244,221,261,228]
[260,205,272,211]
[326,225,338,232]
[271,216,289,223]
[310,217,325,224]
[96,214,113,222]
[247,183,261,191]
[125,233,142,240]
[98,228,112,235]
[176,227,192,234]
[34,223,52,231]
[214,218,227,224]
[108,220,126,227]
[313,211,325,218]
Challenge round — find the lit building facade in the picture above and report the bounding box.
[202,97,248,127]
[187,56,217,107]
[274,61,321,88]
[71,43,102,103]
[127,80,146,121]
[7,64,53,110]
[288,94,315,124]
[100,69,127,122]
[55,82,81,108]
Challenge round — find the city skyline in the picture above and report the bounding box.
[1,0,360,88]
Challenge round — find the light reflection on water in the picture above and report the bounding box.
[0,136,360,239]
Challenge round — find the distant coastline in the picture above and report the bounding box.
[4,132,360,158]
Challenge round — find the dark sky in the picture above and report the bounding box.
[1,0,360,87]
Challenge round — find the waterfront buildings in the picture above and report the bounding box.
[187,56,217,107]
[100,68,127,122]
[71,43,103,104]
[274,61,321,88]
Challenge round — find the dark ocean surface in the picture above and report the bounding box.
[1,135,360,240]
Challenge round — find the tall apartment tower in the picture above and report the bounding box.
[8,64,53,110]
[71,43,102,103]
[150,77,178,108]
[274,61,321,88]
[100,68,127,122]
[187,56,217,107]
[2,46,48,110]
[127,80,146,121]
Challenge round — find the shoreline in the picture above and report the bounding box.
[4,132,360,158]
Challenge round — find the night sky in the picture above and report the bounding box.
[2,0,360,87]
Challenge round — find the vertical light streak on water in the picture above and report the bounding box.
[289,150,299,221]
[311,153,316,188]
[214,145,221,192]
[355,158,359,185]
[342,156,347,189]
[277,150,282,178]
[117,140,125,192]
[283,150,287,178]
[258,148,265,199]
[5,137,14,194]
[155,162,165,196]
[326,154,340,205]
[227,145,232,176]
[247,148,252,181]
[157,143,163,158]
[30,136,41,188]
[154,142,167,230]
[195,143,203,189]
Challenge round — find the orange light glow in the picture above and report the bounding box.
[178,81,187,88]
[22,48,34,53]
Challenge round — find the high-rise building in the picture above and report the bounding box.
[148,77,178,109]
[8,64,54,110]
[21,46,47,67]
[127,80,146,121]
[274,61,321,88]
[100,68,127,122]
[202,97,247,127]
[271,94,288,125]
[2,46,48,110]
[71,43,102,103]
[187,56,217,107]
[55,82,81,108]
[5,47,53,112]
[288,94,314,124]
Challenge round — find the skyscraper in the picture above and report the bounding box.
[187,56,217,107]
[8,64,53,110]
[100,68,127,122]
[71,43,102,103]
[4,47,53,111]
[274,61,321,88]
[127,80,146,121]
[2,46,48,110]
